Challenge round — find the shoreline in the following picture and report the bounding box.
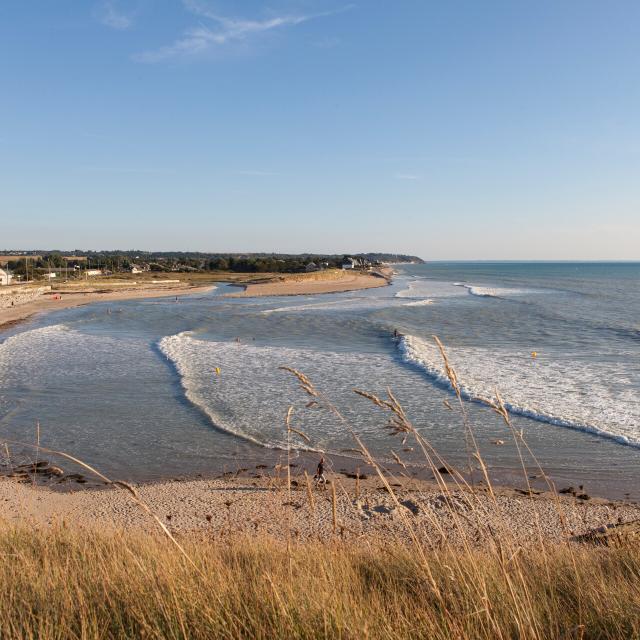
[3,423,636,507]
[0,283,217,334]
[1,473,638,545]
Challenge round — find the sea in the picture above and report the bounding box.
[1,262,638,499]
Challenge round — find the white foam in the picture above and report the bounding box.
[159,332,289,449]
[0,324,138,384]
[0,325,73,383]
[398,334,640,448]
[395,279,466,300]
[466,286,505,298]
[403,299,434,307]
[394,282,417,298]
[453,283,527,298]
[0,324,150,427]
[260,298,359,314]
[0,323,68,346]
[158,332,399,452]
[0,328,69,422]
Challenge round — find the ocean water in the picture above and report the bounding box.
[1,263,639,498]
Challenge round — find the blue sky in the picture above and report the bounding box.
[1,0,639,259]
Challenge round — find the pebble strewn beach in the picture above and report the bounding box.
[2,474,638,546]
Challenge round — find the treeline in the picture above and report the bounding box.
[204,256,333,273]
[80,251,422,268]
[2,251,423,276]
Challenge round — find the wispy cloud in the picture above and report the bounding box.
[99,1,133,30]
[134,1,353,63]
[395,173,421,181]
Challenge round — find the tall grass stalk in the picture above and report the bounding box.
[0,526,637,639]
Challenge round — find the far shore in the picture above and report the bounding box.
[0,268,394,333]
[225,268,392,298]
[0,283,217,333]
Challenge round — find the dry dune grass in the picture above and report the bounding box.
[1,336,639,639]
[0,526,638,639]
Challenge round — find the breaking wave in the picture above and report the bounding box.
[398,334,640,448]
[158,332,411,452]
[453,283,525,298]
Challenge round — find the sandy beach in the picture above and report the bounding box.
[0,282,216,332]
[2,472,638,547]
[226,268,391,297]
[0,269,392,332]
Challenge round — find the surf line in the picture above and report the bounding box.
[395,334,640,450]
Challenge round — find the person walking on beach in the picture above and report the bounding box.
[314,456,327,489]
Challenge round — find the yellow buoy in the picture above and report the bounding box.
[531,351,537,359]
[214,367,221,376]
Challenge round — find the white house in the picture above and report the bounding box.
[86,269,102,277]
[0,267,12,285]
[342,257,359,270]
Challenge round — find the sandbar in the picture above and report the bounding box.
[226,269,391,298]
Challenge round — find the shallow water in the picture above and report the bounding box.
[1,263,638,499]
